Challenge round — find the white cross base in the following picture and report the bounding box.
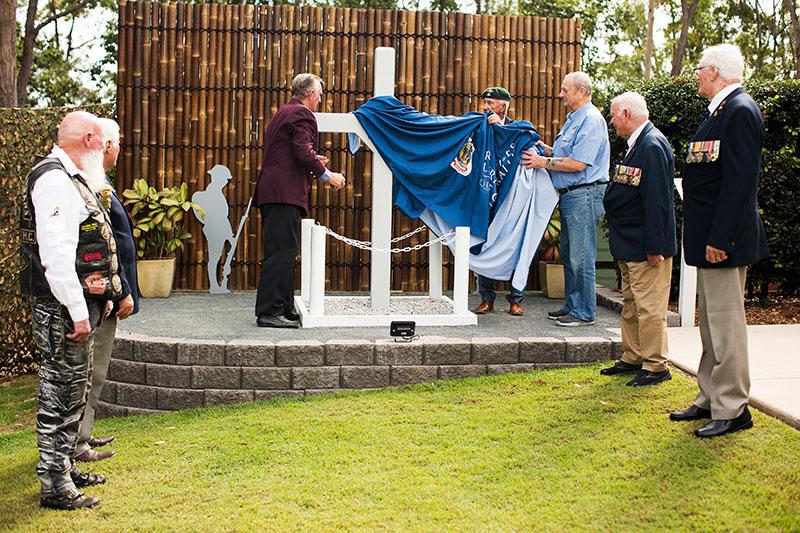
[294,47,476,327]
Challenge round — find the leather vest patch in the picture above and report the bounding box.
[19,156,123,302]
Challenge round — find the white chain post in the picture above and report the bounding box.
[453,226,470,314]
[301,218,314,302]
[674,178,697,327]
[429,235,442,299]
[310,224,327,316]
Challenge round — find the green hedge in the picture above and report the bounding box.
[601,78,800,298]
[0,104,115,377]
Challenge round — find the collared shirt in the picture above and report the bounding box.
[550,102,611,189]
[708,83,742,114]
[626,120,651,155]
[31,145,92,322]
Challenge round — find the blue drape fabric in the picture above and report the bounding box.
[351,96,558,292]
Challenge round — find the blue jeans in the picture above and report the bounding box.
[558,184,605,321]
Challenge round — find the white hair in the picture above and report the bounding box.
[98,117,120,144]
[612,92,649,120]
[291,73,323,100]
[564,72,593,96]
[700,44,744,82]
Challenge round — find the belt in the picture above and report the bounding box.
[557,181,607,195]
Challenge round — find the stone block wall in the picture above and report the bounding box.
[96,332,619,418]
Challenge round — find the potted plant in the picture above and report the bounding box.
[539,208,564,299]
[122,179,204,297]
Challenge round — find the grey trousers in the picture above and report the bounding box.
[33,298,103,497]
[695,267,750,420]
[76,316,117,456]
[476,274,524,304]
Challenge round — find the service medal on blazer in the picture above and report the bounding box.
[686,140,720,164]
[613,164,642,186]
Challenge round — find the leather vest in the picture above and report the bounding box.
[19,156,123,301]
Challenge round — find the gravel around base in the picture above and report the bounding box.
[303,296,454,315]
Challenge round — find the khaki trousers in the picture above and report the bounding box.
[75,316,117,456]
[619,257,672,372]
[695,266,750,420]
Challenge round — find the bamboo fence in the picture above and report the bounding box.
[117,1,581,292]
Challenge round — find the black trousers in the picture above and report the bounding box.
[255,203,303,317]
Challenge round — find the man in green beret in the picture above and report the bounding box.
[475,86,526,315]
[481,86,514,127]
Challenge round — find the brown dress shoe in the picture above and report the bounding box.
[509,302,523,316]
[475,301,494,314]
[88,435,115,447]
[74,449,116,462]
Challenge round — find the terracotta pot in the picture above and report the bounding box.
[539,261,564,299]
[137,258,175,298]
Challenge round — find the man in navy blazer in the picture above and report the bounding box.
[670,44,769,438]
[602,92,677,387]
[254,73,345,328]
[74,117,139,464]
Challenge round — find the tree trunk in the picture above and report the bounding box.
[784,0,800,78]
[671,0,701,76]
[645,0,654,79]
[0,0,16,107]
[17,0,40,107]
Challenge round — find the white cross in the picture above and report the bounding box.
[314,47,396,309]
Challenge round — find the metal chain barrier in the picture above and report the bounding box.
[319,223,454,254]
[391,225,427,243]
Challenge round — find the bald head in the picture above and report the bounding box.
[57,111,105,170]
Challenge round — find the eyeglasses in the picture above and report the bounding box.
[693,65,713,73]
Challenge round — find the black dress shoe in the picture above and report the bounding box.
[88,435,115,447]
[670,404,712,421]
[284,310,300,321]
[626,369,671,387]
[40,488,100,510]
[695,407,753,438]
[600,360,642,376]
[71,468,107,488]
[257,315,300,328]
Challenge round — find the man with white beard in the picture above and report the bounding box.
[20,111,122,510]
[73,117,138,463]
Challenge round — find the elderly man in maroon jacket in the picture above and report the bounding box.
[254,73,345,328]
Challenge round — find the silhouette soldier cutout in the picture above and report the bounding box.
[192,165,250,294]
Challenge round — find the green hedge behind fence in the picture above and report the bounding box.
[1,79,799,376]
[0,104,115,377]
[602,78,800,299]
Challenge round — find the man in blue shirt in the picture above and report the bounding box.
[522,72,610,326]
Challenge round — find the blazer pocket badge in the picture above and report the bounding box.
[613,164,642,186]
[686,140,720,163]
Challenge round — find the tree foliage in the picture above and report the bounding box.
[602,77,800,298]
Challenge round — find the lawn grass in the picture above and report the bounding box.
[1,364,798,532]
[0,373,37,433]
